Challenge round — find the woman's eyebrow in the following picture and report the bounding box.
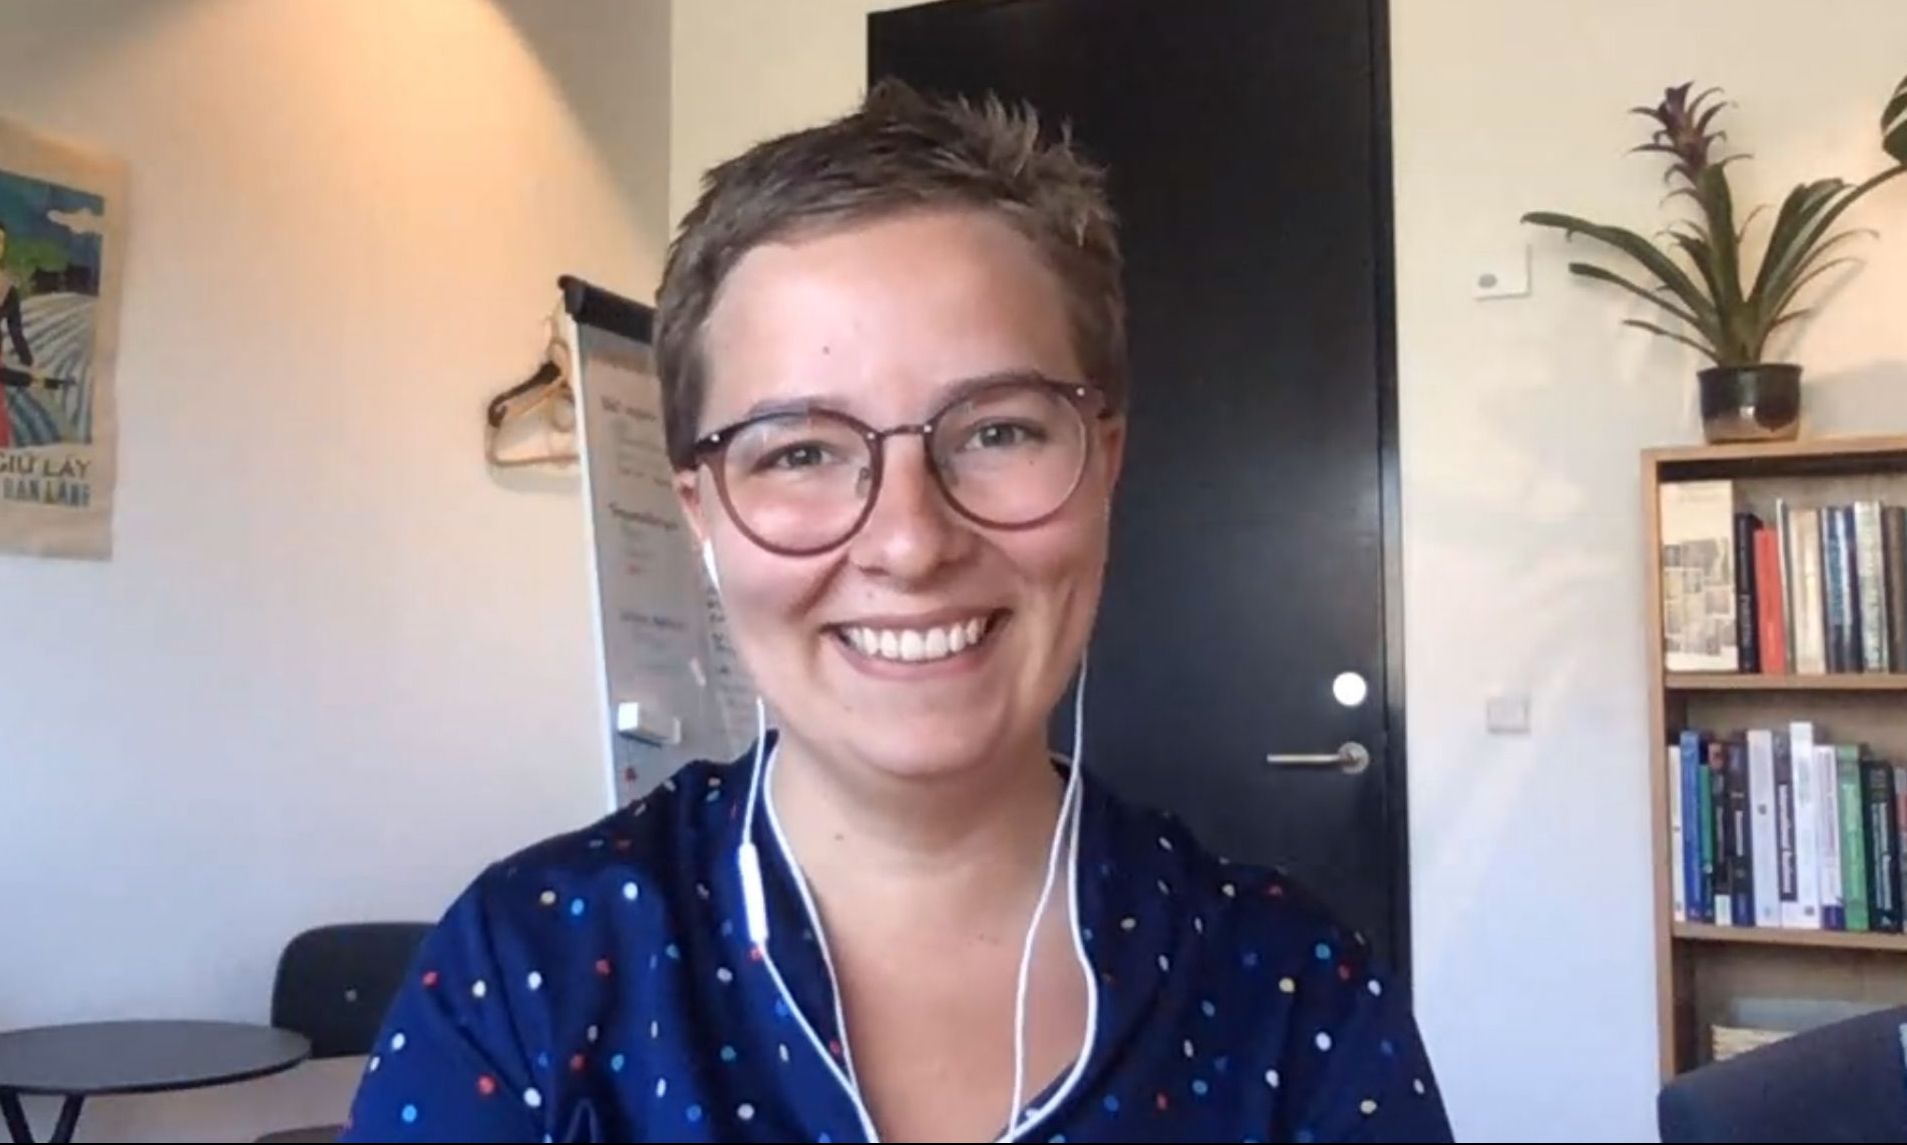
[730,369,1073,423]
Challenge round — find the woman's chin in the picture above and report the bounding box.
[825,714,1028,786]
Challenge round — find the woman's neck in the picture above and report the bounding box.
[766,729,1069,936]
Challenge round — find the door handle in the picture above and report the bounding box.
[1265,741,1371,775]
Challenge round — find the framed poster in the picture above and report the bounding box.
[0,117,127,560]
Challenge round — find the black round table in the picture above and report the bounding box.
[0,1020,311,1144]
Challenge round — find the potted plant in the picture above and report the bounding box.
[1524,73,1907,442]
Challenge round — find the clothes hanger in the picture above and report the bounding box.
[485,309,578,469]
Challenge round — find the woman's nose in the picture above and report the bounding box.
[847,435,974,581]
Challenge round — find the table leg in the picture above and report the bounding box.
[0,1094,82,1145]
[0,1091,33,1144]
[46,1099,82,1145]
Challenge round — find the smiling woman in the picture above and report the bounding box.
[339,79,1452,1144]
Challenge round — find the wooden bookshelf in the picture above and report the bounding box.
[1645,434,1907,1081]
[1674,922,1907,954]
[1666,673,1907,692]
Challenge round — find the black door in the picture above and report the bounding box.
[870,0,1409,974]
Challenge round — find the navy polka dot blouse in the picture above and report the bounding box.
[340,749,1452,1142]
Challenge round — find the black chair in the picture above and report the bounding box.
[257,922,431,1145]
[1659,1005,1907,1143]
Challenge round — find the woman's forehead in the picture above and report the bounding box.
[699,208,1081,423]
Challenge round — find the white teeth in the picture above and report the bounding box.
[844,616,993,663]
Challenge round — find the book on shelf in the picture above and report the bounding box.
[1658,479,1907,677]
[1670,723,1905,934]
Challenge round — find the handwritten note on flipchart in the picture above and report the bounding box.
[573,322,754,806]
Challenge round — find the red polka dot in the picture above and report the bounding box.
[476,1075,497,1097]
[1267,883,1286,897]
[595,958,613,976]
[1156,1092,1170,1112]
[613,838,632,852]
[828,1039,842,1058]
[1338,963,1353,981]
[749,946,764,963]
[570,1053,586,1073]
[623,766,638,782]
[421,970,439,988]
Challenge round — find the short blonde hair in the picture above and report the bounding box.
[654,77,1126,470]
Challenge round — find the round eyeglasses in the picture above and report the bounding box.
[689,376,1111,557]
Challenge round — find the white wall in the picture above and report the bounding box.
[0,1,669,1139]
[667,1,1907,1141]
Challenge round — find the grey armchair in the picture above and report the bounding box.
[1658,1006,1907,1143]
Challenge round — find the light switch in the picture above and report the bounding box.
[1486,692,1531,735]
[1472,243,1532,301]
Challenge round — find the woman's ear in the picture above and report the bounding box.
[1098,415,1128,500]
[674,469,712,551]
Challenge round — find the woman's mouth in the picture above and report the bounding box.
[831,610,1009,665]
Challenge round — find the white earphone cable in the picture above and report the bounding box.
[999,652,1090,1145]
[739,700,881,1142]
[731,630,1097,1142]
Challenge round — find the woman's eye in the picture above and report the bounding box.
[965,422,1044,450]
[760,442,833,471]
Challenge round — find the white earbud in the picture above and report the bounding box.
[701,538,721,593]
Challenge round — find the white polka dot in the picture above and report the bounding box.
[779,1043,790,1063]
[1156,878,1171,895]
[662,778,676,793]
[390,1032,407,1052]
[527,971,543,991]
[1158,835,1173,851]
[1120,917,1137,931]
[1157,954,1171,972]
[650,1020,660,1039]
[1221,882,1237,898]
[1316,1031,1334,1052]
[538,890,557,907]
[524,1087,543,1109]
[1265,1068,1280,1089]
[1413,1078,1427,1095]
[368,1055,381,1073]
[1194,916,1205,935]
[1279,977,1297,994]
[656,1079,668,1098]
[623,882,639,902]
[587,1024,600,1043]
[696,883,711,900]
[716,966,734,984]
[738,1103,756,1122]
[471,979,487,999]
[1182,1038,1195,1058]
[1368,979,1383,997]
[1360,1098,1378,1115]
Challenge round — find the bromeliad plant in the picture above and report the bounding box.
[1524,73,1907,369]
